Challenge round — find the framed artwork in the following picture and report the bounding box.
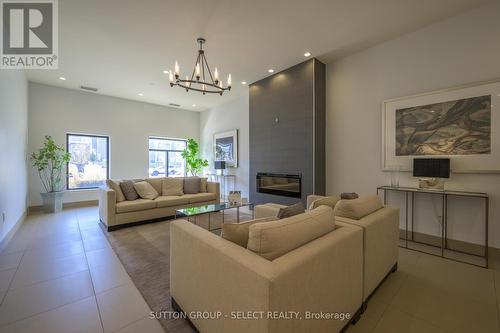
[214,129,238,168]
[382,79,500,173]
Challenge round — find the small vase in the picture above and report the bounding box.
[390,167,400,188]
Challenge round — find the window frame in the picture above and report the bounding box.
[148,136,187,178]
[66,133,110,190]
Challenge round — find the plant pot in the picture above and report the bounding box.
[40,191,64,213]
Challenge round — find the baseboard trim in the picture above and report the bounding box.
[399,229,500,260]
[28,200,98,214]
[0,211,26,253]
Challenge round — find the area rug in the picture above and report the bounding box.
[103,209,253,333]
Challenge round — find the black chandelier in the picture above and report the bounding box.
[169,38,231,95]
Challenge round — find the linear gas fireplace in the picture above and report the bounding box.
[256,173,301,198]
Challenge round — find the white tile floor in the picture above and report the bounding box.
[0,206,163,333]
[1,206,499,333]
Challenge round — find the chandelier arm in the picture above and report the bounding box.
[202,53,216,85]
[201,53,206,85]
[191,53,201,81]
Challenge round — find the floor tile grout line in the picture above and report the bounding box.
[0,249,26,306]
[370,252,420,332]
[0,295,97,329]
[7,266,91,292]
[77,212,107,333]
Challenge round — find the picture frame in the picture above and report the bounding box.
[214,129,238,168]
[382,79,500,173]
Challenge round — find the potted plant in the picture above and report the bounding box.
[181,138,209,176]
[31,136,71,213]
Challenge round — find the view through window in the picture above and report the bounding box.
[149,138,187,177]
[67,134,109,189]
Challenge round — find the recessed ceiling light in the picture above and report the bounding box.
[241,81,247,85]
[192,104,196,107]
[138,93,144,96]
[304,52,311,57]
[268,69,274,73]
[59,77,66,81]
[163,70,169,74]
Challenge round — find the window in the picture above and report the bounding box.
[148,137,187,177]
[67,134,109,189]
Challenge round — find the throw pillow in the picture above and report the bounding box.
[120,180,139,201]
[162,177,184,196]
[184,177,201,194]
[277,202,305,219]
[309,195,341,210]
[133,181,159,200]
[222,217,278,247]
[247,205,335,260]
[106,179,126,202]
[341,192,359,200]
[200,177,208,193]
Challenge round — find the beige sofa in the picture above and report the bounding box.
[170,207,364,333]
[99,177,220,231]
[254,195,399,307]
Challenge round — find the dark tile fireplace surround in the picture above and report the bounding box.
[249,58,326,206]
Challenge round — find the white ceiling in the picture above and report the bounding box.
[26,0,490,111]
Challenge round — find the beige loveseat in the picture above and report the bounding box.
[99,177,220,231]
[170,206,364,333]
[254,195,399,306]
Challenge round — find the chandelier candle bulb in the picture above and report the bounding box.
[174,61,180,76]
[196,63,201,79]
[227,74,232,87]
[214,68,219,81]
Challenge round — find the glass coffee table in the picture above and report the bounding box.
[174,202,254,231]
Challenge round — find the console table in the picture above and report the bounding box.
[377,186,489,268]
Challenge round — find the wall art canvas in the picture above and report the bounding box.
[383,80,500,173]
[214,129,238,167]
[395,95,491,156]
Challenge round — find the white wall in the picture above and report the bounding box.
[200,92,250,199]
[28,83,200,206]
[0,71,28,245]
[326,2,500,247]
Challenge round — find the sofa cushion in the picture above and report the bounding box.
[184,177,201,194]
[162,177,184,196]
[133,181,159,200]
[333,195,383,220]
[154,196,190,208]
[145,178,164,194]
[120,180,139,201]
[277,202,305,219]
[247,205,335,260]
[106,179,126,202]
[222,217,278,247]
[115,198,156,213]
[182,193,217,203]
[309,195,341,210]
[200,177,208,193]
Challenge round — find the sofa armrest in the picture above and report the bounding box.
[269,224,363,333]
[99,187,116,228]
[170,220,273,333]
[254,203,286,219]
[335,206,399,298]
[306,195,325,209]
[207,181,220,202]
